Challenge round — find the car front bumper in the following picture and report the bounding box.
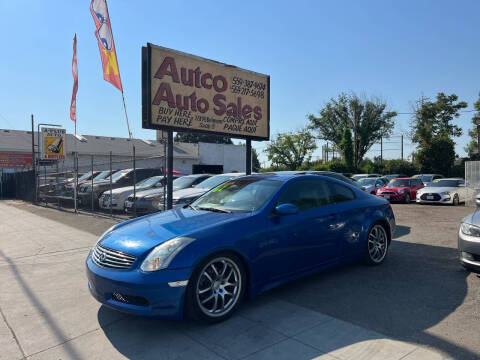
[99,196,124,211]
[458,229,480,272]
[86,252,192,319]
[376,192,407,202]
[416,192,452,204]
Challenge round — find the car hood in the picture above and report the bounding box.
[99,208,250,256]
[462,210,480,225]
[173,187,208,199]
[111,185,153,196]
[134,187,165,199]
[417,186,457,194]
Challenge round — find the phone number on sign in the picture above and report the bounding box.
[230,77,266,99]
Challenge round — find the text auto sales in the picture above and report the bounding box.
[152,56,263,134]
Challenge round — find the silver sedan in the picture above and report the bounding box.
[458,194,480,272]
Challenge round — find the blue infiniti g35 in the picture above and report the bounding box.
[86,172,395,322]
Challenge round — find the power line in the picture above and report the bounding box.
[396,109,477,115]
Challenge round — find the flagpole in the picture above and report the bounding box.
[121,91,132,140]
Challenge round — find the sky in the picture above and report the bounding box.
[1,0,479,165]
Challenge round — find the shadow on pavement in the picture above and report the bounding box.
[268,240,477,360]
[393,224,410,239]
[97,238,477,360]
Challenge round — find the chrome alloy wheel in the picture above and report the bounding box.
[196,257,241,318]
[368,225,388,263]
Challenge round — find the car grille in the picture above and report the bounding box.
[103,194,110,201]
[420,193,441,201]
[380,191,396,195]
[92,244,136,270]
[112,292,149,306]
[127,196,136,202]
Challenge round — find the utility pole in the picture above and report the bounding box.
[401,134,404,160]
[31,115,36,203]
[380,137,383,163]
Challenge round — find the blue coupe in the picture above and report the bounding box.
[86,172,395,322]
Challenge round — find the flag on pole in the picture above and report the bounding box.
[70,34,78,122]
[90,0,123,91]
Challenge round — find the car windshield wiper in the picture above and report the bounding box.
[197,206,232,213]
[186,204,198,210]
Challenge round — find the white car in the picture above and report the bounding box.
[99,175,178,211]
[171,173,245,209]
[416,178,467,205]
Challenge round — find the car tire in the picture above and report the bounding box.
[364,223,389,266]
[404,193,411,203]
[186,252,246,323]
[453,194,459,206]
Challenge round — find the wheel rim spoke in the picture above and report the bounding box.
[368,225,387,262]
[196,257,242,317]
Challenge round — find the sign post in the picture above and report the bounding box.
[142,43,270,207]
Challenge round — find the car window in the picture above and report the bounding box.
[327,182,355,204]
[277,179,330,211]
[376,180,383,186]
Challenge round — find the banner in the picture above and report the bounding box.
[142,44,270,140]
[0,153,33,168]
[90,0,123,91]
[41,128,66,160]
[70,34,78,122]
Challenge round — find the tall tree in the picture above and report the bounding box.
[465,92,480,157]
[251,148,261,172]
[411,93,467,174]
[174,132,233,144]
[338,127,354,170]
[265,128,317,170]
[308,93,396,168]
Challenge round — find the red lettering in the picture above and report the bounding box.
[201,73,213,89]
[254,106,262,120]
[213,94,226,115]
[194,67,201,88]
[242,104,252,119]
[152,82,175,107]
[154,57,179,83]
[213,75,227,92]
[197,98,209,113]
[226,103,238,116]
[180,68,193,86]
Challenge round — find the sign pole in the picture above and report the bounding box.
[74,121,78,213]
[31,115,36,203]
[246,139,252,175]
[167,131,173,210]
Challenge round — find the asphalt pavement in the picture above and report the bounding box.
[0,200,478,359]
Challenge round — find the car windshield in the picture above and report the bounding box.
[137,176,161,188]
[358,178,376,185]
[107,169,130,182]
[78,172,93,181]
[429,180,460,187]
[93,171,111,181]
[173,176,202,191]
[415,175,433,182]
[389,179,411,187]
[194,175,235,189]
[352,175,366,181]
[191,178,282,213]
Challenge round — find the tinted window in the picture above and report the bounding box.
[389,179,411,187]
[327,182,355,204]
[277,179,330,211]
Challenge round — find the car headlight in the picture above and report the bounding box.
[398,189,405,194]
[460,223,480,237]
[140,237,196,272]
[440,191,450,196]
[144,194,159,200]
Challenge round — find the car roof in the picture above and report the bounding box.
[437,177,463,181]
[394,177,415,180]
[183,173,212,178]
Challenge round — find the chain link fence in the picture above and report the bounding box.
[35,150,167,219]
[464,161,480,206]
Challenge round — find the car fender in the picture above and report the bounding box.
[360,208,392,245]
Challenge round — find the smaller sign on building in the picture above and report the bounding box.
[41,128,66,160]
[0,152,33,168]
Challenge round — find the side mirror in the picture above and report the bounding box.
[275,203,299,215]
[476,195,480,207]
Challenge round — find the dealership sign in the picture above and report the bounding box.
[0,152,33,168]
[41,127,66,160]
[142,44,270,140]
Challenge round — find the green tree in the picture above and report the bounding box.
[465,92,480,158]
[308,93,396,168]
[411,93,467,174]
[265,128,317,170]
[338,127,354,170]
[174,132,233,144]
[251,148,261,172]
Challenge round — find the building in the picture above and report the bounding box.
[0,129,246,175]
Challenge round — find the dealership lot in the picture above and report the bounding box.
[1,201,479,359]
